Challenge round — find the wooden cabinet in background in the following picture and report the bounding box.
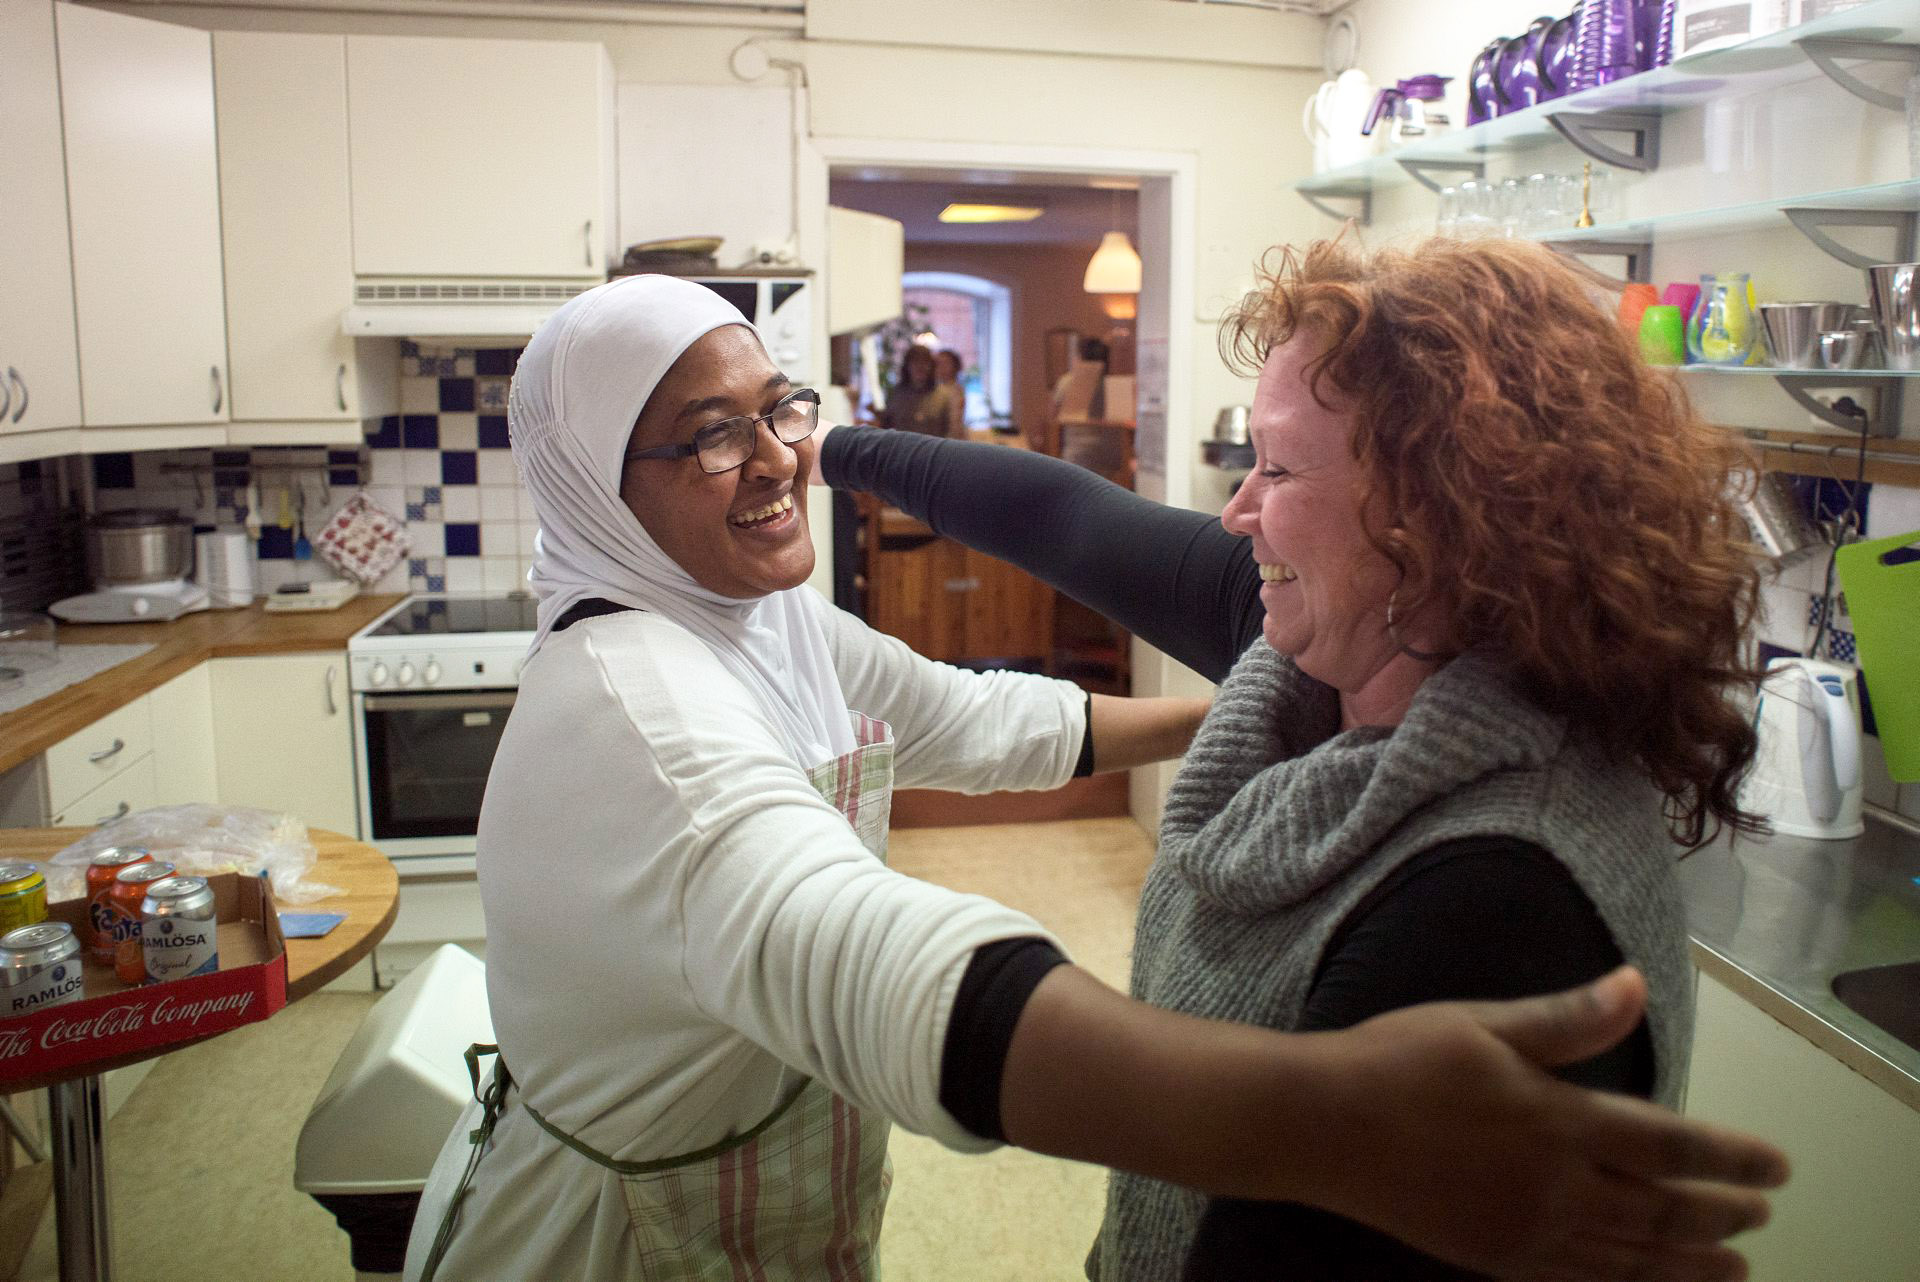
[862,503,1054,668]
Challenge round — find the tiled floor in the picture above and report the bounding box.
[15,818,1153,1280]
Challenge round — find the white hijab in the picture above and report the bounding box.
[511,274,855,767]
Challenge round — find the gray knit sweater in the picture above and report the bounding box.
[1091,641,1694,1282]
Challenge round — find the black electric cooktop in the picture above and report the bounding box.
[367,594,541,637]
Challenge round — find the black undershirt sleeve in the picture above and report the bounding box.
[1181,836,1655,1282]
[822,426,1263,683]
[939,937,1069,1140]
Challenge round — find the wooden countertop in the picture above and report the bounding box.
[0,595,403,776]
[0,827,397,1090]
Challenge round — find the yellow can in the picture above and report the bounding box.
[0,863,49,937]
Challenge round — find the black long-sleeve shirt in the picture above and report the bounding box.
[824,427,1654,1279]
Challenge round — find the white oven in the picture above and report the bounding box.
[349,594,538,984]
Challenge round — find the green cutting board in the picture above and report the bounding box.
[1837,528,1920,782]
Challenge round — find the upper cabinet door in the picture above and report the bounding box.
[347,35,613,280]
[0,0,82,436]
[57,3,228,427]
[213,31,362,422]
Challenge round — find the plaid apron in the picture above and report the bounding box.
[421,712,897,1281]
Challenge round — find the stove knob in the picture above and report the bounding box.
[423,660,442,686]
[396,661,416,687]
[368,662,390,687]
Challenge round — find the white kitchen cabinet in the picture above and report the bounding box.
[212,32,396,433]
[209,652,355,836]
[1683,969,1920,1281]
[43,696,154,820]
[57,3,228,428]
[0,0,83,439]
[346,34,613,280]
[147,661,218,805]
[49,753,156,829]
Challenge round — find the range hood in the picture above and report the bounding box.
[341,279,595,345]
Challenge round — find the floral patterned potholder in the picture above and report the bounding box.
[316,491,411,586]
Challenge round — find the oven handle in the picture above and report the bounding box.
[361,691,518,712]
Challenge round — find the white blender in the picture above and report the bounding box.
[51,509,210,624]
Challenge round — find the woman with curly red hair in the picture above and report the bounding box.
[819,235,1768,1280]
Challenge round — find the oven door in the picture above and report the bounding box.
[355,688,514,865]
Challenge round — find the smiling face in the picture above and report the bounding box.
[1220,337,1440,721]
[618,325,815,599]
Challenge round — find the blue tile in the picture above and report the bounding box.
[439,378,475,412]
[401,340,420,357]
[366,416,402,449]
[213,449,250,466]
[257,526,293,559]
[17,460,41,480]
[403,415,439,449]
[423,486,441,504]
[476,348,519,376]
[328,449,361,465]
[405,503,426,522]
[441,451,478,485]
[426,574,445,592]
[408,558,427,577]
[215,469,248,488]
[91,453,135,489]
[331,470,358,487]
[444,523,481,556]
[478,415,510,449]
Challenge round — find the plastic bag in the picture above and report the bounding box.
[45,804,345,905]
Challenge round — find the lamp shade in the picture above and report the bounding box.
[1083,231,1142,295]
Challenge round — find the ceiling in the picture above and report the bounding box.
[828,173,1139,247]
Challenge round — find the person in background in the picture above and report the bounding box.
[880,343,956,437]
[1052,335,1111,423]
[933,348,970,438]
[818,236,1779,1281]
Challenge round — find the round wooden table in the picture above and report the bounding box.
[0,827,397,1282]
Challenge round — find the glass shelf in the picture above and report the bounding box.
[1534,178,1920,248]
[1668,365,1920,379]
[1294,0,1920,205]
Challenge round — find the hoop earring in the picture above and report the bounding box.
[1386,588,1449,663]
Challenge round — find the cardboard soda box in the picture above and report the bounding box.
[0,872,287,1087]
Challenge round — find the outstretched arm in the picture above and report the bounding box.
[1001,964,1786,1282]
[820,424,1263,684]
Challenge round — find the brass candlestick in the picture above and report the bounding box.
[1576,161,1595,229]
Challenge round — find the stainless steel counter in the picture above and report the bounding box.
[1680,815,1920,1111]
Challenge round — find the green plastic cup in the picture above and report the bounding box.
[1638,304,1685,366]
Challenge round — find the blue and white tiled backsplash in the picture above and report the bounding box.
[88,344,530,597]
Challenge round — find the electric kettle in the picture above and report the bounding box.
[1742,658,1865,840]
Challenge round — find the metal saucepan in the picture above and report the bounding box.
[85,510,193,587]
[1867,263,1920,370]
[1213,405,1251,445]
[1759,302,1867,369]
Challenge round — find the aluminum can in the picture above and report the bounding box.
[86,848,155,963]
[109,861,177,984]
[0,863,48,938]
[140,877,218,984]
[1,922,85,1020]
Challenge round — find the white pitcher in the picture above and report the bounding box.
[1302,69,1380,173]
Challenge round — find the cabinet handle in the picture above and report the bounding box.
[943,577,982,593]
[211,365,223,414]
[6,367,23,424]
[324,664,338,717]
[0,371,10,425]
[96,801,131,826]
[583,219,593,269]
[87,738,126,764]
[336,363,348,412]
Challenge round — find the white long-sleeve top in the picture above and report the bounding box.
[475,589,1085,1161]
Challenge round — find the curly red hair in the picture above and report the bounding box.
[1223,237,1763,847]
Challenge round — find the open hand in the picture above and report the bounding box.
[1308,967,1787,1281]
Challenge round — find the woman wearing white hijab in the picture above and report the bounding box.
[407,276,1782,1282]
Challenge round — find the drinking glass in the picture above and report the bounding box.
[1455,179,1495,237]
[1436,185,1461,237]
[1686,272,1757,366]
[1498,177,1525,237]
[1638,304,1685,365]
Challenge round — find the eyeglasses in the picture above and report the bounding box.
[625,387,821,475]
